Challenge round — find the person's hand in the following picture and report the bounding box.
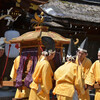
[0,81,2,88]
[84,84,88,90]
[84,84,94,90]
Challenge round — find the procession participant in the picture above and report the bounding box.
[10,43,38,99]
[76,37,92,100]
[29,36,55,100]
[10,54,30,98]
[85,48,100,100]
[53,39,85,100]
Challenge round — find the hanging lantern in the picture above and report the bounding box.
[4,30,20,58]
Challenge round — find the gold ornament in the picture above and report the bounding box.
[31,12,44,27]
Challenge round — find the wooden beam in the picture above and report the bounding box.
[49,27,87,34]
[2,81,16,86]
[43,21,86,32]
[69,19,100,27]
[0,81,25,87]
[12,97,28,100]
[0,81,16,87]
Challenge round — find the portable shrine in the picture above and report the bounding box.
[10,25,70,71]
[1,25,70,87]
[0,10,70,90]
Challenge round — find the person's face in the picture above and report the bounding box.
[77,50,87,61]
[98,52,100,61]
[48,52,55,60]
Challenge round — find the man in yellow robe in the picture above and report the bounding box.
[53,39,85,100]
[85,48,100,100]
[29,36,55,100]
[10,55,30,99]
[75,37,92,100]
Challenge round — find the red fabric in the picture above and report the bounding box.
[15,43,19,49]
[40,45,43,52]
[0,44,11,80]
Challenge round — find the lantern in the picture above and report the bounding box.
[4,30,20,58]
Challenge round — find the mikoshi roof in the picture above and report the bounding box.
[39,0,100,23]
[9,26,70,44]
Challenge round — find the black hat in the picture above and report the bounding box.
[41,36,55,52]
[67,39,76,59]
[78,37,88,52]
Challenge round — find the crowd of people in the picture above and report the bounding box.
[9,36,100,100]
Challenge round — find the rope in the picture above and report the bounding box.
[40,45,43,52]
[38,30,43,52]
[0,44,11,81]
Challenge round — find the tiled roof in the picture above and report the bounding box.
[40,0,100,23]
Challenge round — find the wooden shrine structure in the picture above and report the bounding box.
[0,25,70,86]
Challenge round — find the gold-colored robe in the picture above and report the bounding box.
[10,56,30,99]
[29,56,53,100]
[53,62,85,100]
[85,60,100,100]
[76,56,92,100]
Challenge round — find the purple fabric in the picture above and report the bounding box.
[15,48,38,88]
[54,48,62,68]
[24,56,37,88]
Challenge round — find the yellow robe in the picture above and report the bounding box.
[10,56,30,98]
[76,56,92,100]
[29,56,53,100]
[85,60,100,100]
[53,62,85,100]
